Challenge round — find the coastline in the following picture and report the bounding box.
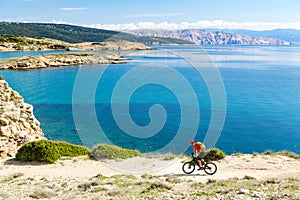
[0,38,153,70]
[0,52,130,70]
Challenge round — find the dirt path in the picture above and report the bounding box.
[0,154,299,182]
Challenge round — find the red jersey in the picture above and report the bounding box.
[193,143,205,153]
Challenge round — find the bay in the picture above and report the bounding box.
[1,46,300,154]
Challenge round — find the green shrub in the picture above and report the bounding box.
[91,144,140,160]
[0,76,4,80]
[204,148,226,161]
[16,140,90,163]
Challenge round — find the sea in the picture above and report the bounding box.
[1,46,300,155]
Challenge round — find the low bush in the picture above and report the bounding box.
[16,140,90,163]
[204,148,226,161]
[0,76,4,80]
[91,144,140,160]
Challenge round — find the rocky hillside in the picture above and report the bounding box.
[0,35,153,52]
[0,79,45,157]
[126,29,291,45]
[0,52,129,70]
[0,22,193,45]
[72,40,154,50]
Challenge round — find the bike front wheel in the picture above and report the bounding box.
[204,162,217,175]
[182,161,195,174]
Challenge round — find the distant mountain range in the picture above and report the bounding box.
[207,29,300,43]
[0,22,193,45]
[1,22,299,46]
[126,29,294,45]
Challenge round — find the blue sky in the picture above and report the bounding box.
[1,0,300,30]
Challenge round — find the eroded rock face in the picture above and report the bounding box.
[0,80,45,157]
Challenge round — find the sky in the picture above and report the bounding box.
[1,0,300,30]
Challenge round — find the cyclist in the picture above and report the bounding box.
[190,139,205,169]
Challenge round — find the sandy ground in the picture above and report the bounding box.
[0,154,299,183]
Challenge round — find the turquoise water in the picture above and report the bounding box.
[1,46,300,154]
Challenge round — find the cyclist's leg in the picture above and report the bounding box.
[196,154,203,169]
[199,152,205,167]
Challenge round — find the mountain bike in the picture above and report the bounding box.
[182,152,217,175]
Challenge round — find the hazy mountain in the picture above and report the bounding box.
[205,29,300,43]
[126,29,292,45]
[0,22,194,45]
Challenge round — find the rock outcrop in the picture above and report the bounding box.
[0,80,45,157]
[0,52,130,70]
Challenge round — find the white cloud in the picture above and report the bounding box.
[87,20,300,31]
[59,7,87,11]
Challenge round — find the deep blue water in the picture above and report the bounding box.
[1,46,300,154]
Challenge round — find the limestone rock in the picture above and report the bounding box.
[0,80,45,157]
[0,52,131,70]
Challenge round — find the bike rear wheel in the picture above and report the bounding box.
[204,162,217,175]
[182,161,195,174]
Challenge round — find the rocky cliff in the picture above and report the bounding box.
[0,80,45,157]
[126,29,291,45]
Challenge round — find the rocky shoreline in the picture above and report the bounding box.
[0,52,130,70]
[0,80,45,157]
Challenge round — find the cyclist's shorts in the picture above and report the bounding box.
[198,152,205,159]
[196,152,205,159]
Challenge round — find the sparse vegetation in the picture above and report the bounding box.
[263,150,300,160]
[0,35,41,46]
[1,173,23,183]
[15,140,91,163]
[194,177,300,199]
[141,182,172,195]
[0,158,300,199]
[0,34,66,51]
[0,75,4,80]
[91,144,140,160]
[0,35,26,43]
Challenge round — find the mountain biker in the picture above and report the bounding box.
[190,140,205,169]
